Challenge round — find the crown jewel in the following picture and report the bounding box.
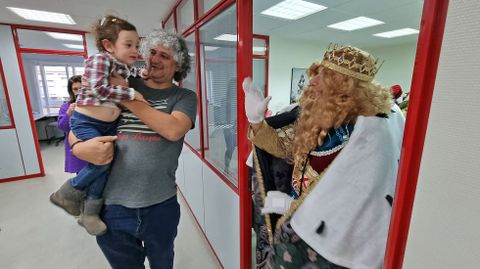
[320,44,382,82]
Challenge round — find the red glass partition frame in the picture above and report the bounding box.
[10,25,88,180]
[237,0,253,268]
[384,0,450,268]
[0,58,15,129]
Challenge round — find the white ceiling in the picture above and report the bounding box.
[254,0,424,48]
[0,0,178,36]
[0,0,424,48]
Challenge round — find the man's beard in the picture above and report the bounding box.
[292,86,351,162]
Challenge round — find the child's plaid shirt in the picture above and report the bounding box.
[76,52,137,107]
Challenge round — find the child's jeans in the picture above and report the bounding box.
[69,110,117,199]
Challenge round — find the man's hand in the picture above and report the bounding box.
[261,191,294,215]
[69,132,116,165]
[110,71,129,88]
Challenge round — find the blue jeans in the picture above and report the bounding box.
[69,111,117,199]
[96,196,180,269]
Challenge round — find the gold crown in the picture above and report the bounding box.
[320,44,383,82]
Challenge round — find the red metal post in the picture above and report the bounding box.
[384,0,450,268]
[237,0,253,268]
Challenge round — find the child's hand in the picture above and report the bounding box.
[140,68,149,80]
[134,91,149,105]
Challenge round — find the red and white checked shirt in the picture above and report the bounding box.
[76,52,138,107]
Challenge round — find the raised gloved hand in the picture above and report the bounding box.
[242,77,272,124]
[261,190,294,215]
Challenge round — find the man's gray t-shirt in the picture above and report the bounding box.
[104,77,197,208]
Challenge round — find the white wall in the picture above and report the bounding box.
[403,1,480,268]
[267,36,417,113]
[177,147,240,269]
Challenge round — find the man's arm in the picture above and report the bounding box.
[68,131,116,165]
[122,101,192,141]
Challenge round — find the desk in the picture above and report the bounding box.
[34,115,62,140]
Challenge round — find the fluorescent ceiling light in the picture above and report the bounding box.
[214,34,237,42]
[204,46,220,51]
[63,44,84,50]
[328,16,384,31]
[253,46,266,53]
[7,7,76,25]
[373,28,419,38]
[261,0,327,20]
[46,32,83,41]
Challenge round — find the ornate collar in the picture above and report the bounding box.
[310,123,354,157]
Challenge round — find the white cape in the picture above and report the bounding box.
[291,105,405,269]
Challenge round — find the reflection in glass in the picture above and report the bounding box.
[183,33,201,152]
[199,4,238,185]
[0,65,12,127]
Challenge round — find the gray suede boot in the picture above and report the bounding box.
[78,199,107,236]
[49,180,85,216]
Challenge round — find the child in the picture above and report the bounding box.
[50,15,145,236]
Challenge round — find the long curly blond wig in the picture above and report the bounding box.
[291,63,392,165]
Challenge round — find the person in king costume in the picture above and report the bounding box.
[244,44,405,269]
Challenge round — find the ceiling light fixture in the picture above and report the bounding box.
[373,28,419,38]
[213,34,237,42]
[261,0,327,20]
[7,7,76,25]
[63,44,84,50]
[328,16,384,31]
[46,32,83,41]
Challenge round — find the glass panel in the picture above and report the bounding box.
[199,4,237,186]
[164,14,176,33]
[253,38,267,56]
[199,0,222,17]
[253,58,266,96]
[183,33,201,152]
[17,29,84,52]
[22,53,84,118]
[0,62,12,127]
[177,0,195,33]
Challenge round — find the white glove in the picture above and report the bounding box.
[242,77,272,124]
[261,191,294,215]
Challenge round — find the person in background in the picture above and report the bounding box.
[245,44,405,268]
[69,29,196,269]
[50,15,146,236]
[57,75,87,174]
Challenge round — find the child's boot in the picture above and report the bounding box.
[50,179,85,216]
[78,198,107,236]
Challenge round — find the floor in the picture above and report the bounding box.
[0,142,221,269]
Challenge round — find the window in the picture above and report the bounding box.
[21,53,84,118]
